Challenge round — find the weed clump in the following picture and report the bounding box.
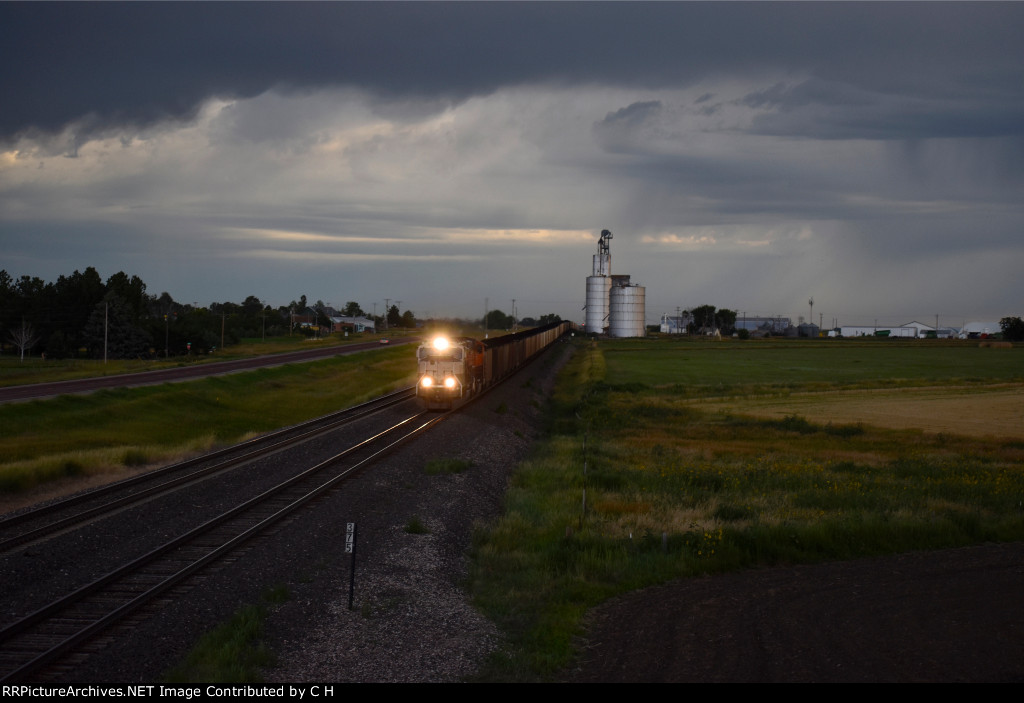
[424,458,473,475]
[122,449,149,466]
[405,516,430,534]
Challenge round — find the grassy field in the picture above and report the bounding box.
[467,336,1024,680]
[599,336,1022,391]
[0,345,417,505]
[0,332,400,388]
[0,325,505,389]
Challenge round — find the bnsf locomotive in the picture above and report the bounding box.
[416,321,570,409]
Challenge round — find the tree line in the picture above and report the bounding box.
[686,305,739,335]
[1000,317,1024,341]
[0,268,411,360]
[483,310,561,331]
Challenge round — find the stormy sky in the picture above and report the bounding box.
[2,2,1021,326]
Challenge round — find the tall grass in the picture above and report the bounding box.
[467,338,1024,680]
[164,585,290,683]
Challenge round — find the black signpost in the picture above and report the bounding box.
[346,522,357,610]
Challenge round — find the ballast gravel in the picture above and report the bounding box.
[55,341,574,683]
[264,344,574,683]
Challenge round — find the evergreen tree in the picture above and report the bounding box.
[387,305,402,327]
[342,301,364,317]
[83,294,152,359]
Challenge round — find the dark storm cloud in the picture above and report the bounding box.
[4,3,1022,141]
[3,3,1022,323]
[742,78,1024,141]
[592,100,663,152]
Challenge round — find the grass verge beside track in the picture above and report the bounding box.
[0,333,399,388]
[466,337,1024,681]
[164,585,291,683]
[0,346,415,503]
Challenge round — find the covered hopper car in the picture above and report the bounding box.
[416,321,570,409]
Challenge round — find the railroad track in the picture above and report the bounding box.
[0,387,416,555]
[0,400,446,682]
[0,329,570,681]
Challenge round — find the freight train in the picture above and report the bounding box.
[416,321,570,409]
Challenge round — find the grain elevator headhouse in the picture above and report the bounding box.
[583,229,646,338]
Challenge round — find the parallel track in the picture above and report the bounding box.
[0,388,415,554]
[0,405,445,682]
[0,329,571,681]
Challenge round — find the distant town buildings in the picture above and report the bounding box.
[657,314,1002,339]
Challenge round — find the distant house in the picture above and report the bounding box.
[330,316,376,333]
[291,313,315,328]
[659,312,692,334]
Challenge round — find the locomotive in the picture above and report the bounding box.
[416,321,570,409]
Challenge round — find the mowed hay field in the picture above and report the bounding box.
[692,385,1024,440]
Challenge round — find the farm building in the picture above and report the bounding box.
[660,312,693,334]
[735,316,792,335]
[837,321,958,338]
[959,321,1002,338]
[329,316,376,333]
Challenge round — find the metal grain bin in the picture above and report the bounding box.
[609,283,646,338]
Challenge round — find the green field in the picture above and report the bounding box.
[0,346,416,498]
[0,332,395,388]
[599,337,1022,392]
[468,337,1024,680]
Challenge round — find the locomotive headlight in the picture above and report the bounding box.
[420,376,433,388]
[444,376,457,389]
[432,336,450,351]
